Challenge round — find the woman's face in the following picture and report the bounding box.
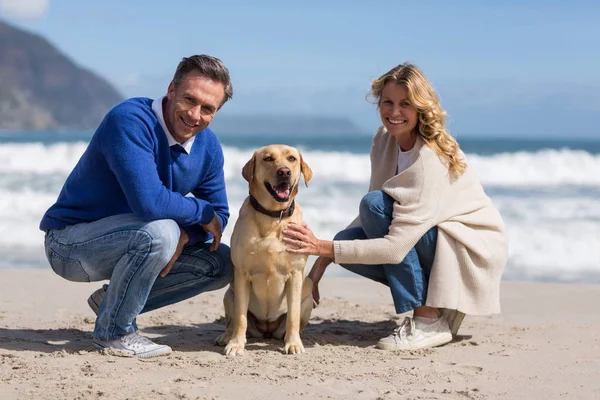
[379,82,418,148]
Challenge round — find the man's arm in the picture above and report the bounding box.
[100,107,215,226]
[187,145,229,245]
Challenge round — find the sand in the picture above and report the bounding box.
[0,269,599,400]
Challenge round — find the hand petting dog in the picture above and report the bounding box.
[282,222,334,258]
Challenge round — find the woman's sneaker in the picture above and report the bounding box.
[93,332,172,358]
[442,308,466,335]
[376,316,452,351]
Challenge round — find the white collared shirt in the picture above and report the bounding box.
[151,96,195,154]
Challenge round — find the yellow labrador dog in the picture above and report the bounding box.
[216,144,314,356]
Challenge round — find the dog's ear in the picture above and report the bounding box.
[242,153,256,183]
[300,153,313,187]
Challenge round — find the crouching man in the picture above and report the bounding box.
[40,55,234,358]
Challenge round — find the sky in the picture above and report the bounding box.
[1,0,599,137]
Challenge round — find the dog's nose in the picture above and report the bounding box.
[277,167,291,178]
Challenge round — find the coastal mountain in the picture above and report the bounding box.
[0,20,365,134]
[0,20,123,130]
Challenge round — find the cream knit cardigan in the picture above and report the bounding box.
[333,127,508,315]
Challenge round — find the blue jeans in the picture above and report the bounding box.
[44,213,233,341]
[335,191,437,314]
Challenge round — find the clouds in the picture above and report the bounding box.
[0,0,48,20]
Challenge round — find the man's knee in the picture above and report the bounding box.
[214,244,234,283]
[189,243,233,285]
[136,219,180,266]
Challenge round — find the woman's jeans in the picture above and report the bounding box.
[44,213,233,341]
[335,190,437,314]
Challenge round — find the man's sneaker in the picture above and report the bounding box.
[376,316,453,351]
[93,332,172,358]
[87,287,106,316]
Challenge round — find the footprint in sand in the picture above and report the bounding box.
[447,362,484,373]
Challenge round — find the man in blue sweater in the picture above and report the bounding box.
[40,55,233,358]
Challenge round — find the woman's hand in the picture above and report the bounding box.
[308,256,333,307]
[282,222,334,258]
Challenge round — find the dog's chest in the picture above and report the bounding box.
[232,231,304,277]
[251,236,303,276]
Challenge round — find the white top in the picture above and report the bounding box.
[397,144,419,175]
[151,96,195,154]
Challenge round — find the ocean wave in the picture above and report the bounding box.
[2,142,600,187]
[1,141,600,282]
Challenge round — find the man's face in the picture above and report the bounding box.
[164,70,225,143]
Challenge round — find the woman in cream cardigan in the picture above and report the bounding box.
[282,63,508,351]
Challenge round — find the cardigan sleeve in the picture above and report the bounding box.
[187,143,230,244]
[333,147,445,265]
[345,127,387,230]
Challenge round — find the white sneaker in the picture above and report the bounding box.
[442,308,466,335]
[376,316,453,351]
[87,287,106,316]
[93,332,172,358]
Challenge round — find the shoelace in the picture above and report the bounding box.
[392,317,415,341]
[121,333,154,348]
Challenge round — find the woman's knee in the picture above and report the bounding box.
[333,227,367,241]
[359,191,394,238]
[333,230,348,241]
[359,190,393,219]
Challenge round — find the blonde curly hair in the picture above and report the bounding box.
[369,63,467,176]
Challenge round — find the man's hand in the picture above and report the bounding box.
[307,256,333,307]
[160,227,190,277]
[202,213,222,252]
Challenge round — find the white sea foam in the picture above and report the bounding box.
[3,143,600,186]
[468,149,600,186]
[0,142,599,283]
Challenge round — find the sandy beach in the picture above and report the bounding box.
[0,269,599,400]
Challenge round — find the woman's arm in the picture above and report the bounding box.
[282,222,334,258]
[282,222,334,307]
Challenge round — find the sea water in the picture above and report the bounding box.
[1,130,599,283]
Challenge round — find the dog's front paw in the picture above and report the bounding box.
[215,330,232,347]
[224,336,246,356]
[284,334,305,355]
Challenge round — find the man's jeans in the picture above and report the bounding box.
[44,213,233,341]
[335,190,437,314]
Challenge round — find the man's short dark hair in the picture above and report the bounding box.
[173,55,233,107]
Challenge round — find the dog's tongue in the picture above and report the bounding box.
[274,183,290,199]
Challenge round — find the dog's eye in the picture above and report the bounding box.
[263,156,274,162]
[288,156,297,162]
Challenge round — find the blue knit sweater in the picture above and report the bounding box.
[39,97,229,245]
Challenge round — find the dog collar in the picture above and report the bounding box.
[249,195,296,220]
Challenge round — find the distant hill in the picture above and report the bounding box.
[0,21,365,134]
[210,114,364,135]
[0,20,123,130]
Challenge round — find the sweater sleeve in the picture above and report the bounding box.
[100,108,215,226]
[187,144,230,244]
